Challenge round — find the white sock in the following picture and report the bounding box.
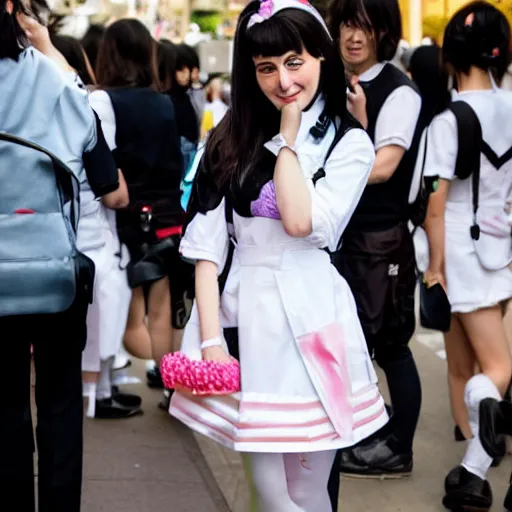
[461,374,501,480]
[83,382,97,418]
[97,357,114,400]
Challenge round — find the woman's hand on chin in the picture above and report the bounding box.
[280,100,302,147]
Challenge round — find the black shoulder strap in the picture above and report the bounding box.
[0,131,80,230]
[218,196,235,294]
[448,102,483,240]
[312,118,358,185]
[448,102,482,180]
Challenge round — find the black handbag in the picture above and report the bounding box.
[419,278,451,332]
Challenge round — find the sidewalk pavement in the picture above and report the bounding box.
[80,337,511,511]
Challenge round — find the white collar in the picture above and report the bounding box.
[358,62,386,82]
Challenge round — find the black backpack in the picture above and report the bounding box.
[410,101,485,236]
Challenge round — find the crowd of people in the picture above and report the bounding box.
[0,0,512,510]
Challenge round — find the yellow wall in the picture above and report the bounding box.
[399,0,474,41]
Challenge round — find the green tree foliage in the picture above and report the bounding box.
[191,10,224,34]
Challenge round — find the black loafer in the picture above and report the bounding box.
[442,466,492,512]
[112,386,142,408]
[340,438,413,479]
[95,398,143,419]
[146,366,164,389]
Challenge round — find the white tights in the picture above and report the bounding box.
[245,451,336,512]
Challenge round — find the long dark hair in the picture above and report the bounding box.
[95,19,159,90]
[443,1,510,79]
[0,0,28,60]
[409,44,450,127]
[81,24,105,71]
[50,34,96,85]
[204,0,347,189]
[157,39,177,93]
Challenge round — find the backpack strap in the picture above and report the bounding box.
[0,132,80,231]
[448,102,483,240]
[311,117,358,185]
[218,196,235,294]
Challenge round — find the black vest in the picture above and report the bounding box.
[107,88,184,228]
[347,64,423,232]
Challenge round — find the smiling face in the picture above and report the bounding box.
[252,49,321,111]
[338,21,378,75]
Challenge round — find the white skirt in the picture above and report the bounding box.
[170,245,388,453]
[445,221,512,313]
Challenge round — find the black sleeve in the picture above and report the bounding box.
[83,111,119,197]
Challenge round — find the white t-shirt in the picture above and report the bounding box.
[358,62,422,151]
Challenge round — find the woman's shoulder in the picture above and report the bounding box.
[328,121,374,157]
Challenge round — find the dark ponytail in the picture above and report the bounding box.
[0,0,28,60]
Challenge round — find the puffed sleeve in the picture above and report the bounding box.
[306,128,375,251]
[423,110,458,181]
[179,156,229,271]
[374,86,422,151]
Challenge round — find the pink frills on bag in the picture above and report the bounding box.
[160,352,241,396]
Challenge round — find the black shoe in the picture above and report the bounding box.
[158,389,174,411]
[95,398,143,419]
[112,386,142,408]
[442,466,492,512]
[146,366,164,389]
[478,397,511,459]
[339,437,413,479]
[445,466,463,493]
[504,473,512,511]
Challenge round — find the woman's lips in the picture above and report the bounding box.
[278,91,300,104]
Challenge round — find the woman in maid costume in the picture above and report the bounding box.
[165,0,388,509]
[423,2,512,510]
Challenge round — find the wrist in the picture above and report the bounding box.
[264,133,296,157]
[201,336,222,350]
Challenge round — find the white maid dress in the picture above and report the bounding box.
[170,97,388,453]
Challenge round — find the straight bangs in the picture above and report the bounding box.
[337,0,373,33]
[246,13,306,58]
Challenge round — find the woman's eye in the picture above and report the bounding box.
[258,66,275,74]
[286,59,302,69]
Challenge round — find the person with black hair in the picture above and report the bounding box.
[409,44,450,129]
[81,23,104,71]
[328,0,423,480]
[168,0,388,509]
[171,43,200,175]
[89,19,186,415]
[183,43,207,121]
[422,2,512,510]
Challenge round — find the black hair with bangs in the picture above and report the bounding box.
[328,0,402,62]
[443,1,510,79]
[203,0,347,189]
